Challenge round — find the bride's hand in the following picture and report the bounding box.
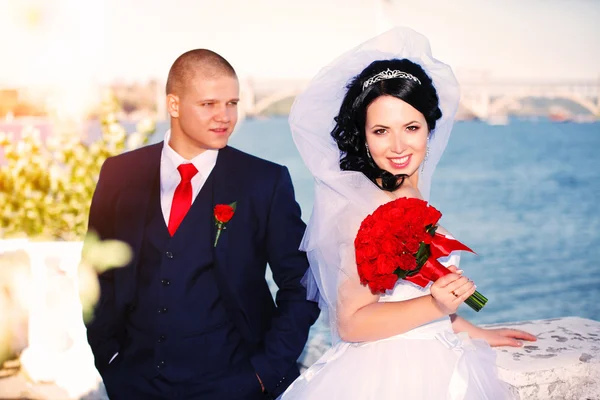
[471,327,538,347]
[430,268,476,315]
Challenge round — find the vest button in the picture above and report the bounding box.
[157,307,168,314]
[161,279,170,286]
[165,251,174,259]
[157,335,166,343]
[157,360,165,369]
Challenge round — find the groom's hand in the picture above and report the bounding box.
[256,372,265,393]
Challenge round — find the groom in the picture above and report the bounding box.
[85,49,320,399]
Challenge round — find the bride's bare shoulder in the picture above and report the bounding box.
[393,185,423,200]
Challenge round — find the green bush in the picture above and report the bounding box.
[0,93,155,241]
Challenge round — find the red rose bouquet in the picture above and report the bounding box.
[354,197,487,312]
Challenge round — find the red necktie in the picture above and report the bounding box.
[167,163,198,236]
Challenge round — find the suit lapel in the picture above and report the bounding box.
[144,175,170,251]
[209,147,243,321]
[114,143,163,274]
[211,147,241,264]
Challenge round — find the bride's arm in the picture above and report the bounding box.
[450,313,537,347]
[436,263,538,347]
[336,280,445,342]
[336,270,473,342]
[450,314,482,337]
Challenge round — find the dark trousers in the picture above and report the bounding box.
[102,357,266,400]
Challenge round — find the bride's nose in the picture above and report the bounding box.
[389,131,408,154]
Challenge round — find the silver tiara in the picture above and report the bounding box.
[362,69,421,90]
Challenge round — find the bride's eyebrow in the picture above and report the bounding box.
[369,124,391,129]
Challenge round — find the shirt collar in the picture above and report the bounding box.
[161,129,219,177]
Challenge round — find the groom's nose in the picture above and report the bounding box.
[214,104,231,123]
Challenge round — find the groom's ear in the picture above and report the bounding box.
[166,94,180,118]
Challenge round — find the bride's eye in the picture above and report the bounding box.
[373,128,387,135]
[406,125,419,132]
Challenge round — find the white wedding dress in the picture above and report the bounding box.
[280,260,515,400]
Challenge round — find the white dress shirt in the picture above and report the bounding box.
[160,129,219,225]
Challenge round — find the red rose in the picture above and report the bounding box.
[404,236,420,254]
[370,220,391,239]
[359,261,377,283]
[355,244,378,265]
[387,207,405,221]
[391,222,409,238]
[214,204,235,223]
[403,210,421,227]
[363,244,379,261]
[355,224,373,245]
[397,253,417,271]
[424,205,442,227]
[375,254,397,275]
[380,237,399,255]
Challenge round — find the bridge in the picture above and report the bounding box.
[460,79,600,120]
[238,78,600,120]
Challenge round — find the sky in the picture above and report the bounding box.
[0,0,599,86]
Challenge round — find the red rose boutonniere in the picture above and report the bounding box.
[214,201,237,247]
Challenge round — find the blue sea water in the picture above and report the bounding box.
[225,117,600,328]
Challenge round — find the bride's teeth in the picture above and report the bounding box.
[392,156,409,164]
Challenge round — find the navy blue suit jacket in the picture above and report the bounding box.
[85,143,319,396]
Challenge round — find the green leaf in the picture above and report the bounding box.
[394,268,409,279]
[415,242,430,267]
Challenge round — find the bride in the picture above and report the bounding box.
[281,27,536,399]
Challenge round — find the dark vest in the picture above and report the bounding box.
[124,171,250,382]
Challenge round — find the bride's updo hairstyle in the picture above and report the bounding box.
[331,59,442,192]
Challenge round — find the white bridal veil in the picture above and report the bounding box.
[290,27,460,343]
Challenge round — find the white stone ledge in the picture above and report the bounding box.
[488,317,600,400]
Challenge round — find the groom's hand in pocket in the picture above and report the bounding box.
[256,372,265,393]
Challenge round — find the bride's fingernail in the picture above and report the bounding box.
[457,269,463,274]
[474,285,477,289]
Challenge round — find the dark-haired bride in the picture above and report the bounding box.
[280,27,536,399]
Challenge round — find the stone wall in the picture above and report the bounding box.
[491,317,600,400]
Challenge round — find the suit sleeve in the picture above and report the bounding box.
[250,166,320,396]
[84,158,126,374]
